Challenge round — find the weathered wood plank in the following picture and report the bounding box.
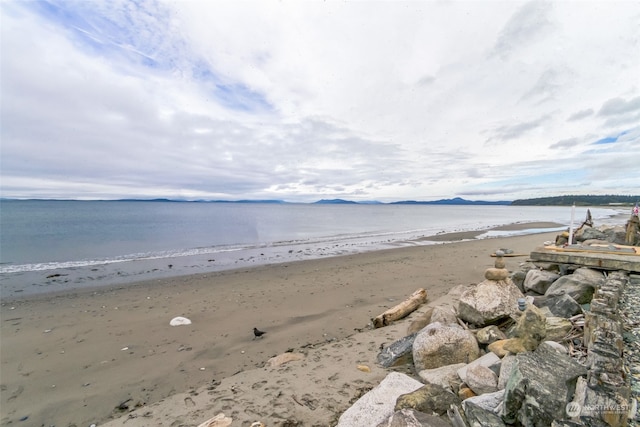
[543,244,640,255]
[530,247,640,273]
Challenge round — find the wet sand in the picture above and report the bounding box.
[0,226,561,427]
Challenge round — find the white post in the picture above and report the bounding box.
[568,203,575,245]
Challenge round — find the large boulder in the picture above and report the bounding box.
[545,267,603,304]
[533,293,582,318]
[337,372,424,427]
[418,363,466,391]
[576,226,606,242]
[497,355,517,390]
[602,225,627,244]
[377,333,417,368]
[524,269,560,295]
[457,352,501,384]
[377,409,452,427]
[458,279,524,326]
[503,343,588,426]
[462,390,506,427]
[429,305,458,326]
[412,322,479,371]
[465,364,499,395]
[394,383,460,416]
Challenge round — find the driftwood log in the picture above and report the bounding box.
[372,288,427,328]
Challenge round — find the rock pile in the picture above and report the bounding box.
[621,274,640,427]
[338,251,636,427]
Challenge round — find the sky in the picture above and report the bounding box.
[1,0,639,202]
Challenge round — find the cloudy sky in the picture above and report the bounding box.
[1,1,639,202]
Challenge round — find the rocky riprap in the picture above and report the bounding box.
[621,273,640,427]
[338,234,638,426]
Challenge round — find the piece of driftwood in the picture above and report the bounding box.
[490,253,528,257]
[372,288,427,328]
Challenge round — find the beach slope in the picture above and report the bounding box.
[0,228,559,427]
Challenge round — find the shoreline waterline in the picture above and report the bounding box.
[0,221,566,301]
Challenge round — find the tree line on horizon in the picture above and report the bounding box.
[511,195,639,206]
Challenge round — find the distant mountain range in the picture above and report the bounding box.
[314,197,510,205]
[3,195,636,206]
[391,197,511,205]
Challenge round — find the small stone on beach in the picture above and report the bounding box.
[170,316,192,326]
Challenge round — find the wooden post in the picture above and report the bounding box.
[625,215,639,245]
[568,203,576,245]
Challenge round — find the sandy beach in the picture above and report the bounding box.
[0,225,561,427]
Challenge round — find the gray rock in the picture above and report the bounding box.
[502,342,588,426]
[476,325,507,345]
[524,269,560,295]
[570,376,629,427]
[337,372,424,427]
[602,225,627,244]
[377,333,417,368]
[462,390,506,427]
[497,355,516,390]
[413,322,479,371]
[463,389,505,412]
[418,363,466,391]
[458,279,524,326]
[465,364,499,395]
[545,267,604,304]
[457,352,501,384]
[576,226,606,242]
[542,340,568,354]
[511,270,527,293]
[376,408,452,427]
[551,421,589,427]
[430,305,459,326]
[534,293,582,318]
[395,383,460,416]
[463,402,506,426]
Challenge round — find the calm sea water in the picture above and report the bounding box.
[0,200,622,296]
[1,200,620,270]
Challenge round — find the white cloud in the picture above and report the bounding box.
[1,0,639,202]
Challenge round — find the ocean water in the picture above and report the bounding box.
[0,200,622,296]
